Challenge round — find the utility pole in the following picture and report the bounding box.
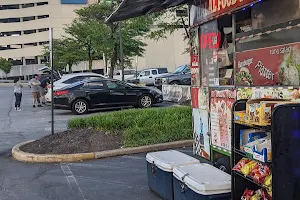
[49,28,54,135]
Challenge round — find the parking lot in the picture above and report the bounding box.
[0,85,180,200]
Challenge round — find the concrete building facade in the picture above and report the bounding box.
[0,0,189,78]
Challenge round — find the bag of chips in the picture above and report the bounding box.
[241,160,258,176]
[241,188,254,200]
[251,163,271,183]
[264,174,272,186]
[233,158,252,172]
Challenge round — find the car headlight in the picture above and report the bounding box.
[162,78,169,83]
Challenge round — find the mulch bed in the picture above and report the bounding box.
[20,129,123,154]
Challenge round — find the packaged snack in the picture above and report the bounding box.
[266,185,272,197]
[253,139,272,162]
[241,160,258,176]
[261,189,272,200]
[233,158,251,172]
[244,136,269,155]
[241,188,254,200]
[264,174,272,186]
[251,163,271,183]
[250,189,263,200]
[240,129,266,151]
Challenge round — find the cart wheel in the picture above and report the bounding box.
[215,156,231,174]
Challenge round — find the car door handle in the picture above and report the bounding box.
[149,76,152,78]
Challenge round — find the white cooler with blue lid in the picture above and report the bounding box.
[173,163,231,200]
[146,150,200,200]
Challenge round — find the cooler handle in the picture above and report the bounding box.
[151,162,157,174]
[208,193,231,200]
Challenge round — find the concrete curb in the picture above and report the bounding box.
[12,140,193,163]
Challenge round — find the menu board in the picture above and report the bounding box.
[237,87,300,100]
[200,20,219,86]
[235,42,300,86]
[210,89,236,150]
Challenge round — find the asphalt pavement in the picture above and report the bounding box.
[0,85,178,200]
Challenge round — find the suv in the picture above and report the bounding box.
[155,64,191,88]
[136,68,168,86]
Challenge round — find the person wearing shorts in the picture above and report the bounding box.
[28,74,42,107]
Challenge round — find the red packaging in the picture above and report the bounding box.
[233,158,251,172]
[250,163,271,183]
[241,188,254,200]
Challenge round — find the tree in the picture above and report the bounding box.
[0,58,12,79]
[67,2,157,77]
[43,38,85,72]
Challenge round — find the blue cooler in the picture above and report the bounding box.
[146,150,200,200]
[173,163,231,200]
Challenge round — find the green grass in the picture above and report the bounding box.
[68,107,192,147]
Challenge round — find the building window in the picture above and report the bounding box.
[24,30,37,35]
[37,2,49,6]
[37,15,49,19]
[38,28,49,32]
[0,31,21,37]
[39,41,49,45]
[23,16,35,22]
[0,5,19,10]
[22,3,34,8]
[0,18,21,23]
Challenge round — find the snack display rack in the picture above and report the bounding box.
[231,100,300,200]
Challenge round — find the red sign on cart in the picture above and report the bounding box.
[235,42,300,86]
[197,0,256,22]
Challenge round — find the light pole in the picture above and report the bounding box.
[49,28,54,135]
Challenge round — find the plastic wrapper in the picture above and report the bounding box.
[233,158,251,172]
[241,160,258,175]
[251,163,271,183]
[241,188,254,200]
[264,174,272,186]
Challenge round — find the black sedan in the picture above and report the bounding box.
[53,79,163,114]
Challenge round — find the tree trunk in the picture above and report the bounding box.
[68,64,73,74]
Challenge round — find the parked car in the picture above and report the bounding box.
[45,72,106,102]
[53,79,163,114]
[154,64,191,88]
[133,68,168,86]
[125,71,140,84]
[110,69,137,80]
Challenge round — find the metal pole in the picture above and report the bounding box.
[119,21,124,81]
[49,28,54,135]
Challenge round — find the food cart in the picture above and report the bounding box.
[189,0,300,173]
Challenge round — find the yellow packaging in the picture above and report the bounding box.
[246,99,291,126]
[234,111,247,122]
[241,160,257,175]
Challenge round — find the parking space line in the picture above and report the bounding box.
[61,163,87,200]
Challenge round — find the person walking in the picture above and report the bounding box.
[13,77,23,111]
[28,74,42,108]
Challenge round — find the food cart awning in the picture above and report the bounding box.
[105,0,191,23]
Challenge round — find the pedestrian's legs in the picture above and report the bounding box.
[37,92,42,107]
[17,93,22,108]
[32,92,37,107]
[14,93,18,110]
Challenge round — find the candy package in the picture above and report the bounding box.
[241,188,254,200]
[251,163,271,183]
[233,158,251,172]
[241,160,258,176]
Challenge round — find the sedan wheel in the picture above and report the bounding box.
[139,95,152,108]
[72,99,88,115]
